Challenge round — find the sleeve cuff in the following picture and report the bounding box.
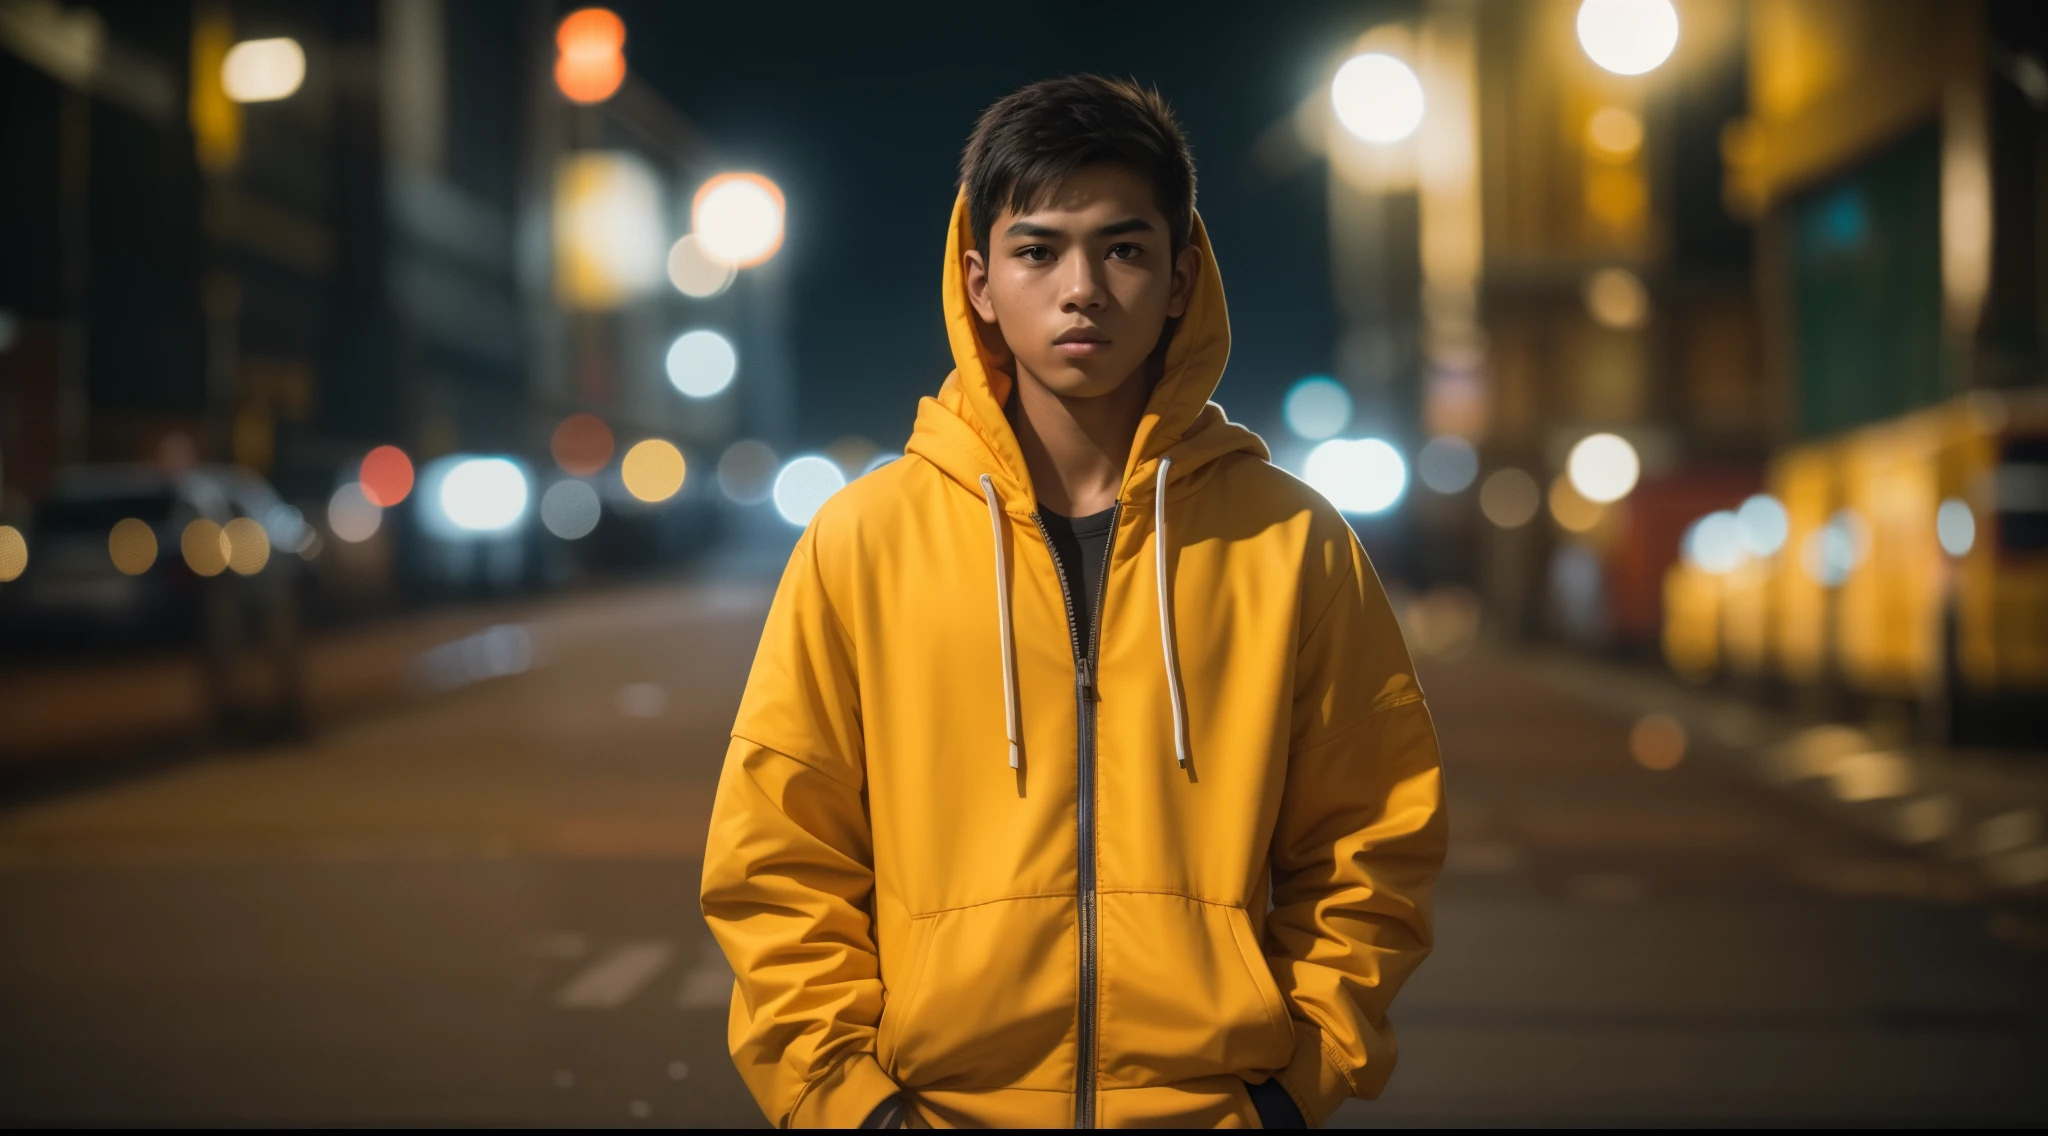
[1273,1027,1355,1127]
[788,1053,900,1128]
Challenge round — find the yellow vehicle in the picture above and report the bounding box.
[1663,390,2048,737]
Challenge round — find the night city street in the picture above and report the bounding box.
[7,0,2048,1127]
[0,573,2042,1125]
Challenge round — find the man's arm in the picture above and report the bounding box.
[1264,530,1447,1125]
[700,527,899,1127]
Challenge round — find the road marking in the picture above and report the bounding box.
[556,940,673,1008]
[678,941,735,1008]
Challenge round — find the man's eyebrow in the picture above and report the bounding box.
[1097,217,1155,237]
[1003,221,1063,239]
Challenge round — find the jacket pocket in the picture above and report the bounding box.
[875,895,1076,1091]
[1097,893,1295,1088]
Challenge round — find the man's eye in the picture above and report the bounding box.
[1108,243,1143,260]
[1017,246,1053,263]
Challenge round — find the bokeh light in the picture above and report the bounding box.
[1576,0,1679,76]
[1797,509,1870,587]
[1304,438,1407,516]
[1629,713,1687,771]
[1567,433,1641,503]
[772,455,846,527]
[1584,267,1650,330]
[439,458,530,532]
[1736,494,1789,557]
[1937,497,1976,557]
[1586,106,1643,159]
[328,483,382,543]
[1283,376,1352,440]
[555,152,664,306]
[223,517,271,576]
[554,8,626,104]
[1417,436,1479,494]
[222,37,305,103]
[181,518,230,576]
[108,518,158,576]
[1682,510,1745,574]
[693,173,785,268]
[665,330,738,398]
[666,234,736,299]
[622,439,687,503]
[540,480,602,540]
[1480,468,1540,528]
[1331,53,1426,144]
[717,440,777,505]
[1549,476,1606,534]
[552,413,615,477]
[358,445,415,507]
[0,524,25,582]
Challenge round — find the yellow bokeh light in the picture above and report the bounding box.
[0,524,28,582]
[182,518,231,577]
[224,517,271,576]
[1629,712,1687,771]
[1586,106,1642,161]
[621,439,687,503]
[1548,475,1607,534]
[108,518,159,576]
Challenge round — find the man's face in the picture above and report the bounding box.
[965,164,1200,400]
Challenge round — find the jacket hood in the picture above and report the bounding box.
[906,192,1267,515]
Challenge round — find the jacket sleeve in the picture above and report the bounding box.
[1265,530,1447,1125]
[700,527,899,1128]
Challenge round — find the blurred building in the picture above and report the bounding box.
[1,0,777,607]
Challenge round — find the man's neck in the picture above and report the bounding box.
[1008,364,1150,517]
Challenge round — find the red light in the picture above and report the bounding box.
[552,414,615,477]
[359,445,415,507]
[555,8,626,105]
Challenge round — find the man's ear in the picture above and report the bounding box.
[1165,244,1201,319]
[963,249,998,324]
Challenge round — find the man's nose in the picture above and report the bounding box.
[1058,255,1109,312]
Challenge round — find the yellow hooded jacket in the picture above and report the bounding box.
[702,195,1445,1128]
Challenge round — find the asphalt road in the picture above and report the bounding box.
[0,580,2042,1126]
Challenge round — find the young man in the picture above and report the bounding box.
[702,76,1445,1129]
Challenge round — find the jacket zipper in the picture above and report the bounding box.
[1032,501,1119,1130]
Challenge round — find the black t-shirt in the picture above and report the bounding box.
[1038,506,1116,660]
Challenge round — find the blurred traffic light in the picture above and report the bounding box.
[555,8,626,105]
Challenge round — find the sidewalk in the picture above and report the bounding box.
[1525,645,2048,903]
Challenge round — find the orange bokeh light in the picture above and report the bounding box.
[359,445,415,507]
[552,413,616,477]
[555,8,626,105]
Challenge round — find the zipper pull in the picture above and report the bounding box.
[1077,657,1099,701]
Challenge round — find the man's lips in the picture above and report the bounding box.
[1053,329,1110,356]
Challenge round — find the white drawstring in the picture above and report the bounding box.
[980,474,1021,769]
[1155,457,1189,768]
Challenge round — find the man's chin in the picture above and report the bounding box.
[1020,358,1144,401]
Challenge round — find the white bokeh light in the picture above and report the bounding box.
[666,234,737,299]
[1566,433,1641,504]
[694,174,785,268]
[327,483,382,543]
[439,457,529,533]
[1736,494,1789,557]
[1936,498,1976,557]
[1417,436,1479,494]
[1331,53,1426,144]
[222,38,305,103]
[665,330,738,398]
[772,455,847,527]
[1283,376,1352,440]
[1682,511,1746,574]
[540,479,601,540]
[1576,0,1680,76]
[1304,438,1407,515]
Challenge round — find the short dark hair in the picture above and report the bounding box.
[961,75,1196,256]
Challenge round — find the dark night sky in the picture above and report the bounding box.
[616,0,1399,452]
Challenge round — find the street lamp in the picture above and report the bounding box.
[1331,52,1426,144]
[1576,0,1679,76]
